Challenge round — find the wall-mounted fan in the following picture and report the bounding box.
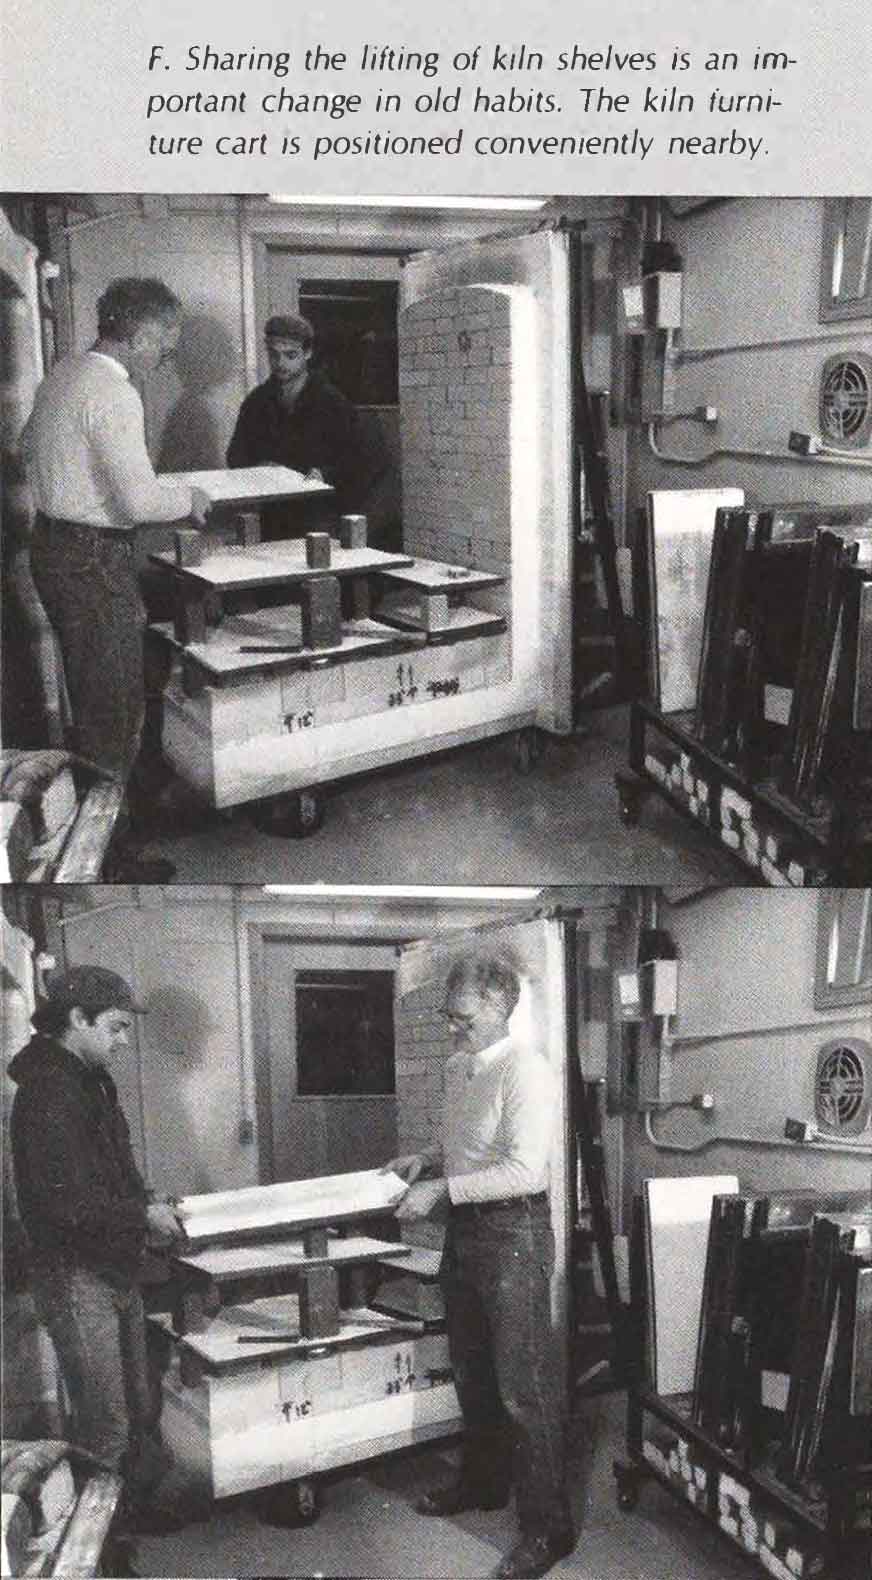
[819,351,872,448]
[814,1037,872,1136]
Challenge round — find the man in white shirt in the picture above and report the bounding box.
[19,276,209,879]
[387,954,575,1580]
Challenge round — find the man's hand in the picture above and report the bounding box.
[382,1153,426,1185]
[146,1201,184,1245]
[189,486,210,526]
[394,1179,450,1222]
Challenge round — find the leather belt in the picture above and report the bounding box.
[37,512,134,539]
[451,1192,548,1218]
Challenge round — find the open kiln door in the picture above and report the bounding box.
[400,228,574,734]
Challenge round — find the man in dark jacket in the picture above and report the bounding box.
[226,312,396,542]
[8,964,185,1560]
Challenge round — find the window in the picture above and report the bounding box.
[814,890,872,1009]
[299,278,399,405]
[295,969,396,1095]
[819,198,872,324]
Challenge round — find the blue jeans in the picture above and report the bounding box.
[28,1256,166,1500]
[30,515,146,782]
[439,1196,571,1539]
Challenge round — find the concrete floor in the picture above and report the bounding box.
[134,1391,757,1579]
[152,707,741,886]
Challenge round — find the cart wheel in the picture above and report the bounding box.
[257,1477,321,1528]
[615,771,645,827]
[613,1462,640,1512]
[514,727,542,776]
[288,1479,320,1525]
[249,789,325,839]
[294,790,324,837]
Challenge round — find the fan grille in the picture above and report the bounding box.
[815,1039,871,1135]
[819,353,872,447]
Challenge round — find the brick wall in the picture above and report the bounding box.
[399,286,513,584]
[394,973,453,1249]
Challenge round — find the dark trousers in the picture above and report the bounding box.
[439,1196,571,1539]
[30,515,146,783]
[29,1257,168,1503]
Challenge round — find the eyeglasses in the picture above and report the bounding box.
[445,1009,477,1030]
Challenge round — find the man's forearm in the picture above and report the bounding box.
[421,1144,444,1178]
[113,462,193,524]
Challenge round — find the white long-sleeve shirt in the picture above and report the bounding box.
[443,1036,557,1205]
[19,351,192,528]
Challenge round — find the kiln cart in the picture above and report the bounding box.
[150,230,576,833]
[149,1172,461,1523]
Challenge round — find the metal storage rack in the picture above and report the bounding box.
[612,1199,872,1580]
[614,1386,870,1579]
[615,700,872,885]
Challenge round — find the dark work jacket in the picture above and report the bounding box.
[8,1034,149,1287]
[226,369,392,528]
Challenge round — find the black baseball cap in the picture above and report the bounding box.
[37,965,146,1021]
[264,313,314,348]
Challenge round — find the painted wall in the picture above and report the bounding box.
[624,888,872,1207]
[629,197,872,511]
[61,209,245,476]
[51,888,251,1197]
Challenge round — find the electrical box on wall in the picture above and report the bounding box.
[613,968,643,1022]
[651,959,679,1017]
[620,282,647,336]
[612,957,679,1023]
[608,937,680,1112]
[643,271,683,331]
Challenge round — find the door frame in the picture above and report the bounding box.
[244,232,409,390]
[249,933,402,1182]
[248,926,409,1183]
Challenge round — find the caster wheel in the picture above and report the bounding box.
[249,789,325,839]
[294,790,324,837]
[257,1477,321,1528]
[514,727,542,776]
[613,1462,640,1512]
[615,771,644,827]
[288,1478,320,1525]
[619,797,639,828]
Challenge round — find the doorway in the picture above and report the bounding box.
[252,938,399,1182]
[253,245,402,465]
